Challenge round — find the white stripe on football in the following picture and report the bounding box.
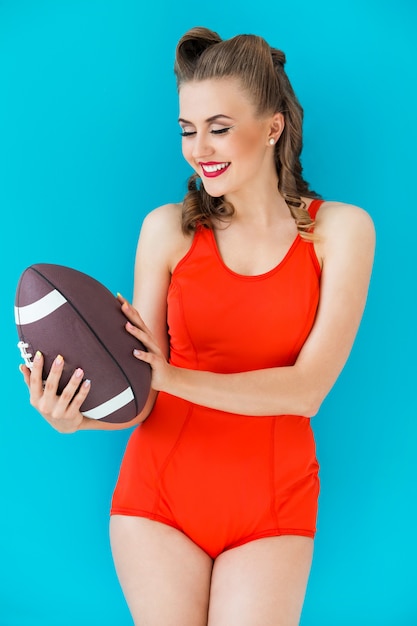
[82,387,135,420]
[14,289,67,325]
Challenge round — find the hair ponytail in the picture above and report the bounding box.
[270,48,319,236]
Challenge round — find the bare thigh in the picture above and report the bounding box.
[110,515,213,626]
[208,536,314,626]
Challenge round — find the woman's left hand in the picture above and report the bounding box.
[118,295,172,392]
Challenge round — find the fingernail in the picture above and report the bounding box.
[75,368,84,378]
[83,379,91,388]
[19,364,24,373]
[133,349,142,357]
[55,355,63,365]
[34,351,42,361]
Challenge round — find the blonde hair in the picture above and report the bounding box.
[174,27,321,237]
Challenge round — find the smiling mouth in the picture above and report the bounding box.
[200,162,231,177]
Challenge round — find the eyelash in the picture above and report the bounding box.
[180,127,233,137]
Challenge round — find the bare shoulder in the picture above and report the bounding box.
[141,202,183,236]
[315,200,375,235]
[314,200,376,261]
[138,202,193,272]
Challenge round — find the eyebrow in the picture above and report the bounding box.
[178,114,234,124]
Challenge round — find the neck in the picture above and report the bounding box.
[224,182,290,227]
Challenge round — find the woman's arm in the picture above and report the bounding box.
[125,202,376,417]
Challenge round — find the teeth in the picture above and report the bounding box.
[202,162,229,173]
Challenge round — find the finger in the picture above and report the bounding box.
[117,293,132,314]
[54,367,87,412]
[133,348,153,364]
[29,350,45,401]
[125,319,145,336]
[68,377,91,412]
[120,300,146,327]
[42,354,65,397]
[125,321,158,354]
[19,363,31,387]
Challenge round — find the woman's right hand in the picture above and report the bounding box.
[19,351,91,434]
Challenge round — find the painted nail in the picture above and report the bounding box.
[34,351,42,361]
[83,379,91,388]
[55,355,63,365]
[75,368,84,378]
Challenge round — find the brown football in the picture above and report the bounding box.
[15,263,151,423]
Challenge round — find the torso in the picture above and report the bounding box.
[111,198,323,555]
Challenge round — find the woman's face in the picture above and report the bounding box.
[178,78,281,199]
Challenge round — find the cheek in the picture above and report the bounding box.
[181,140,193,165]
[232,136,265,168]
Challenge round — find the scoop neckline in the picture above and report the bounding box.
[207,228,302,280]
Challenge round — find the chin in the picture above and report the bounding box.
[200,181,228,199]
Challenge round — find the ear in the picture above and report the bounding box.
[267,112,285,146]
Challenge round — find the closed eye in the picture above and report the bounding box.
[180,126,233,137]
[211,126,233,135]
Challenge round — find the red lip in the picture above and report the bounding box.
[199,162,230,178]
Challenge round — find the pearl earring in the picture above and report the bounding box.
[269,137,275,145]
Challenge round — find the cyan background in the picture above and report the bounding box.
[1,1,416,624]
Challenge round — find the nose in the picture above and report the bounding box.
[191,132,214,160]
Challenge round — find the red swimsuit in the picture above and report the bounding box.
[111,200,322,558]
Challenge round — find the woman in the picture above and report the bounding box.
[20,27,375,626]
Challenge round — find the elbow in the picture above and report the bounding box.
[304,403,320,418]
[135,389,158,424]
[300,390,324,418]
[131,408,151,426]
